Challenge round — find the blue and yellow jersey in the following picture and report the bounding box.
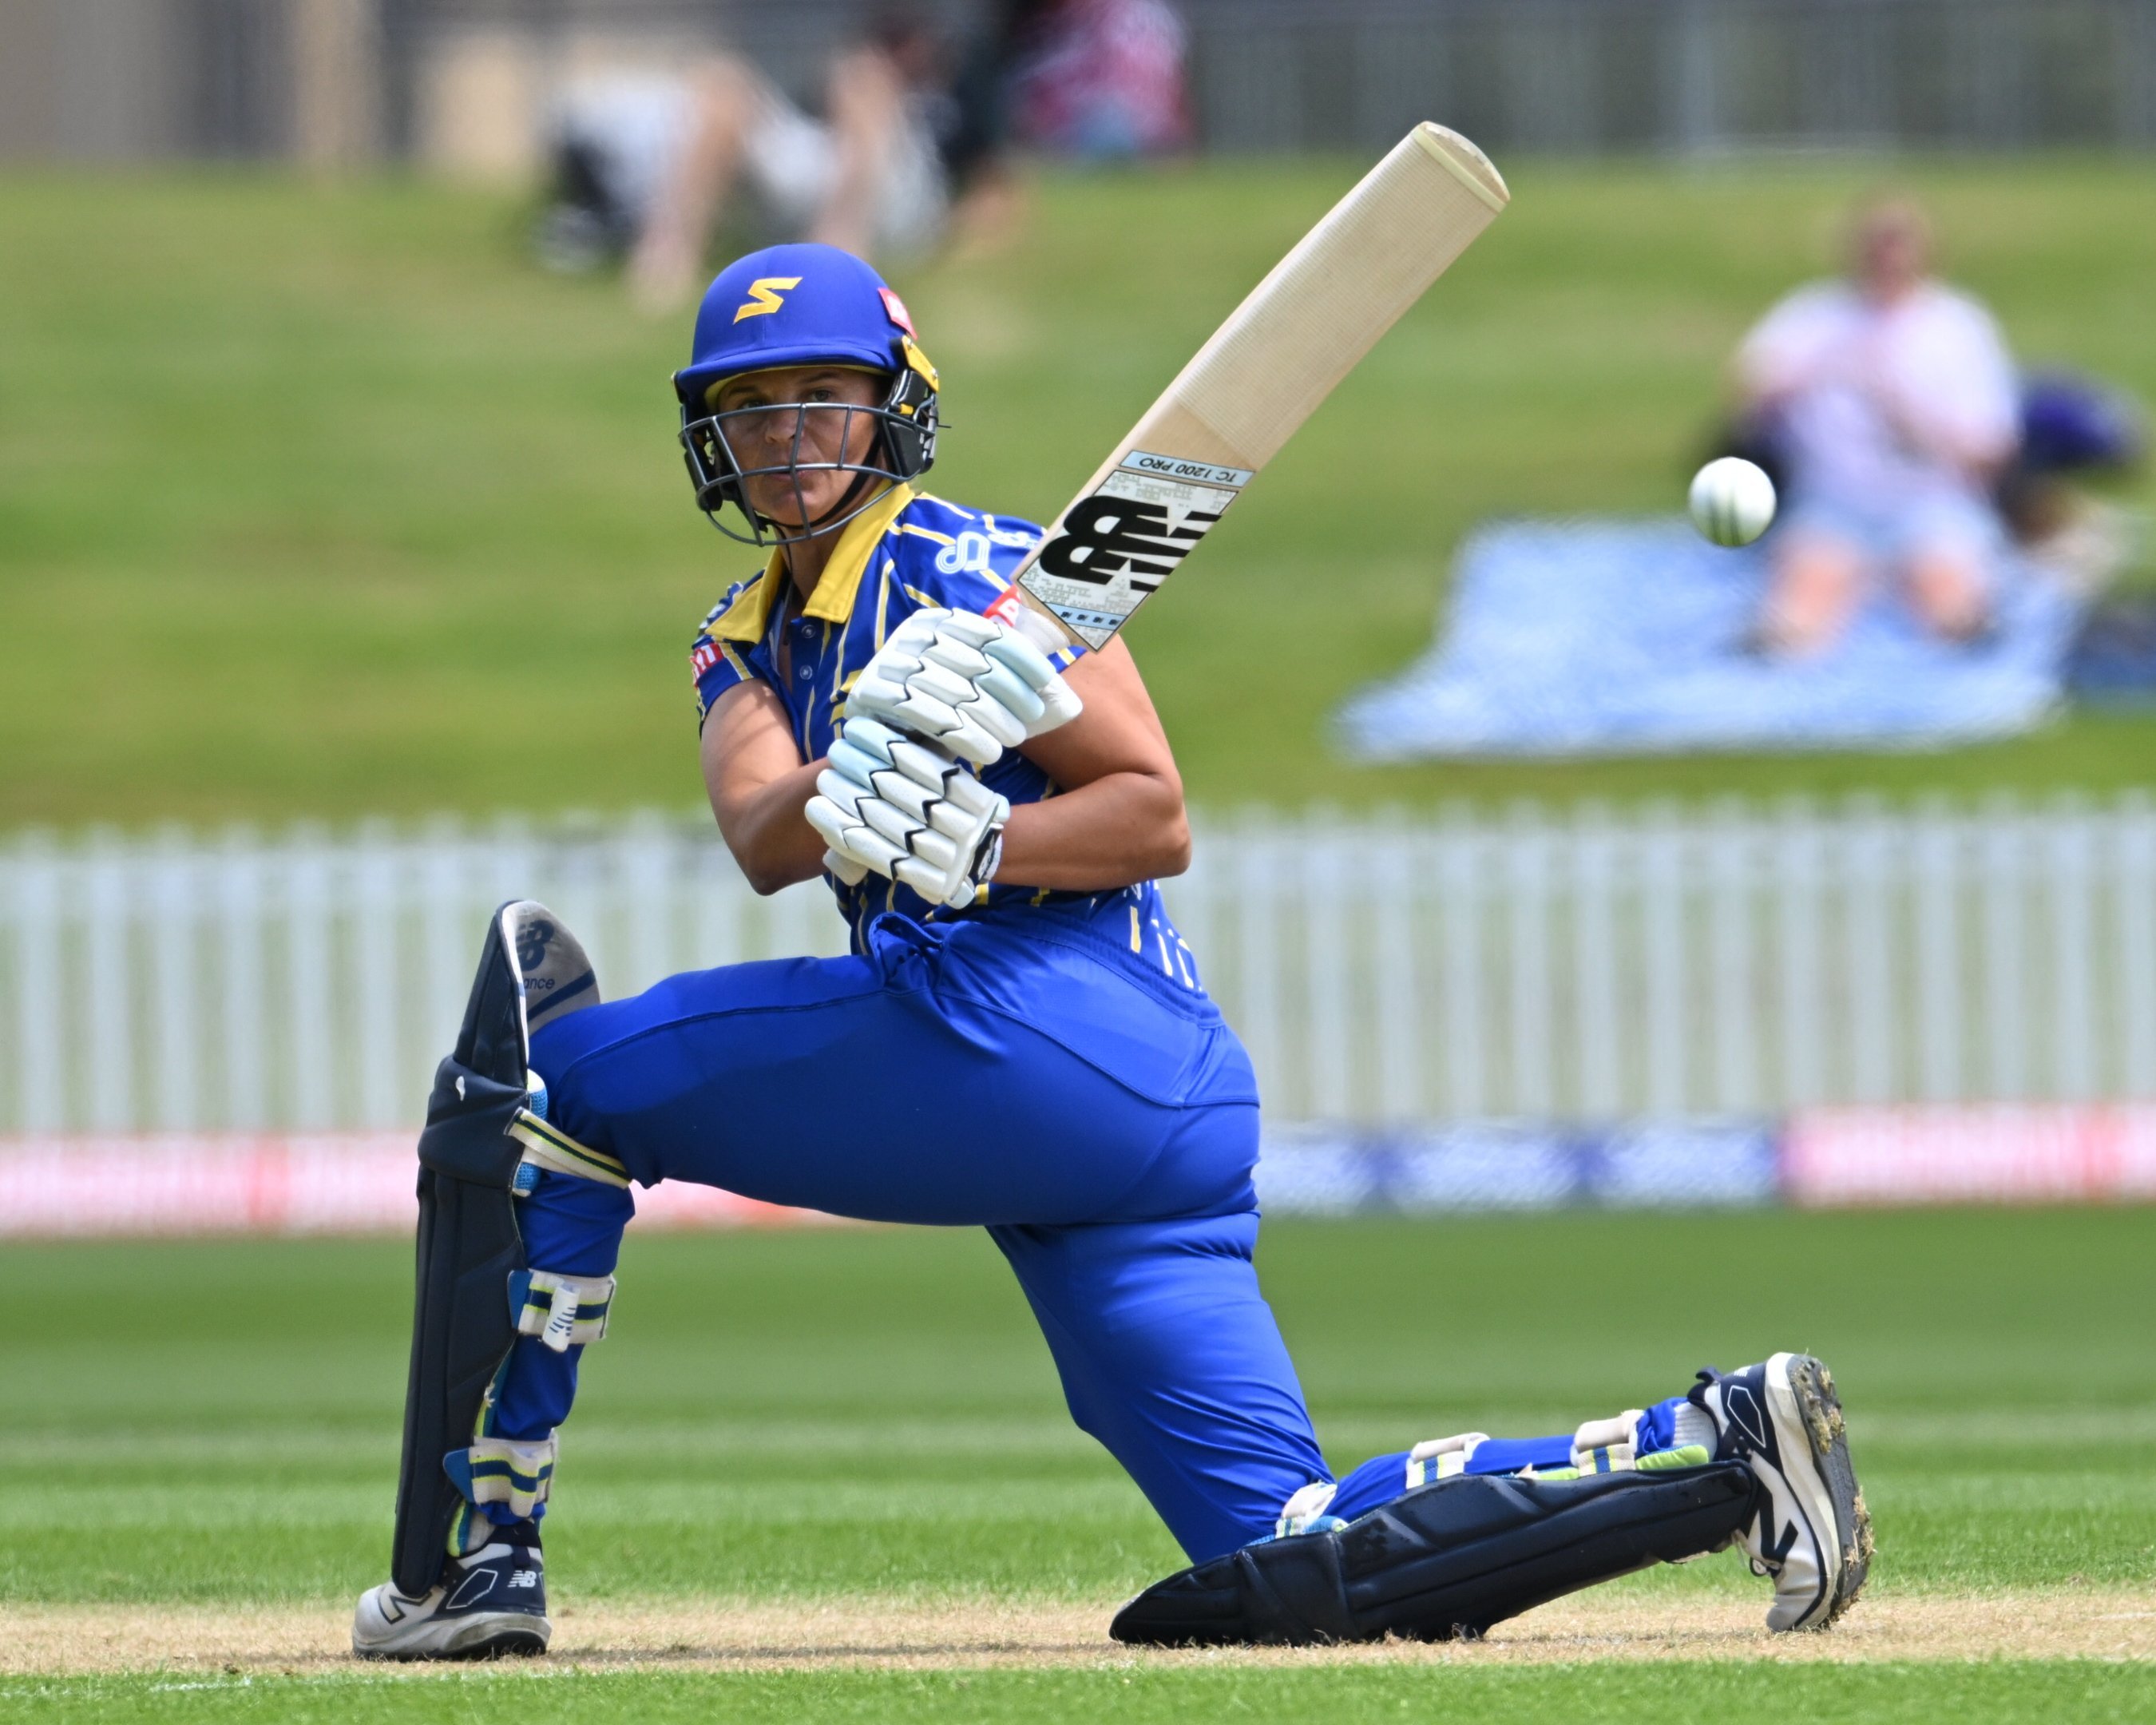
[691,484,1202,989]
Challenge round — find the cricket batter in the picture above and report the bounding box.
[354,244,1871,1660]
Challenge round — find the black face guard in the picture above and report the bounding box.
[678,364,939,548]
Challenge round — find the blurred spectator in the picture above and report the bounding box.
[1738,196,2019,656]
[539,8,1019,307]
[537,2,1190,307]
[1995,371,2145,589]
[1004,0,1191,158]
[625,9,977,309]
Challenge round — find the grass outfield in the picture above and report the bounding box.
[4,1209,2152,1719]
[2,159,2154,829]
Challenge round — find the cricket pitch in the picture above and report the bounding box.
[6,1588,2151,1676]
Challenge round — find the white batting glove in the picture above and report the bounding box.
[846,607,1082,768]
[806,716,1011,910]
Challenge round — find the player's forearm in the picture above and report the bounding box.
[994,771,1191,892]
[711,758,830,895]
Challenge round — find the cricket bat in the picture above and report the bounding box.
[993,123,1509,653]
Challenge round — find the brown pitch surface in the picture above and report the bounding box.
[6,1588,2151,1677]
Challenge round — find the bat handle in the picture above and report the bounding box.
[989,571,1086,656]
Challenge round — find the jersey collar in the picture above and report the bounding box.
[709,482,916,643]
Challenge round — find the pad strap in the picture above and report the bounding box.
[444,1434,556,1526]
[1274,1481,1342,1538]
[509,1108,631,1189]
[1406,1431,1490,1487]
[1571,1410,1645,1475]
[509,1268,615,1352]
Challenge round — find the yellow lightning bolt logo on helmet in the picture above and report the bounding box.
[733,276,803,322]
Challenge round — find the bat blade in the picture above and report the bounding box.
[1002,124,1509,651]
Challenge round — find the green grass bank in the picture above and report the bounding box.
[2,159,2152,828]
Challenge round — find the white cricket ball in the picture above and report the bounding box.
[1688,456,1778,548]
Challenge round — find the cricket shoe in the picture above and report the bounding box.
[352,1525,551,1660]
[1690,1352,1873,1631]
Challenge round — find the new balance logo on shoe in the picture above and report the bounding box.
[1722,1383,1769,1451]
[445,1568,498,1611]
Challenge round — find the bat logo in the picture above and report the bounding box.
[1036,495,1222,592]
[733,276,803,322]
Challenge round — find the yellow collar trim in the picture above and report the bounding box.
[710,483,916,642]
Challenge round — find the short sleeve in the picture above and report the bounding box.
[689,598,761,728]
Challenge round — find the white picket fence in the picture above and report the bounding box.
[3,795,2154,1136]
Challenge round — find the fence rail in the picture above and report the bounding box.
[4,795,2154,1136]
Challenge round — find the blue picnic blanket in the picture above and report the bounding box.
[1334,519,2083,759]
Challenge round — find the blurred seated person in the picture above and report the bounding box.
[539,9,1021,307]
[621,8,1001,310]
[1005,0,1191,158]
[540,2,1190,308]
[1738,197,2019,656]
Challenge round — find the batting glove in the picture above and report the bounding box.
[806,716,1011,910]
[846,607,1083,768]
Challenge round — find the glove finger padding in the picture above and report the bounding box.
[880,609,947,656]
[851,681,1003,767]
[806,795,908,875]
[848,606,1081,766]
[920,637,995,682]
[839,716,907,765]
[982,633,1084,732]
[860,797,925,853]
[902,827,962,874]
[1033,672,1084,731]
[885,736,969,796]
[904,660,984,712]
[932,767,1007,821]
[972,662,1047,729]
[811,713,1009,909]
[826,734,890,792]
[924,609,1001,648]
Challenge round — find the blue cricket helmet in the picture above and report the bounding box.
[674,244,921,402]
[672,243,941,544]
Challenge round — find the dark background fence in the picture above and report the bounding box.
[4,0,2154,166]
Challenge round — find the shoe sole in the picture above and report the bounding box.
[353,1613,552,1661]
[1768,1352,1873,1630]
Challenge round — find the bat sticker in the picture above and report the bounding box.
[1017,452,1251,648]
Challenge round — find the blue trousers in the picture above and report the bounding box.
[493,907,1686,1562]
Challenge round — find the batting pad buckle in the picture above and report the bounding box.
[1572,1410,1645,1475]
[1406,1431,1491,1487]
[509,1108,631,1189]
[1274,1482,1343,1539]
[509,1269,615,1353]
[445,1434,557,1523]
